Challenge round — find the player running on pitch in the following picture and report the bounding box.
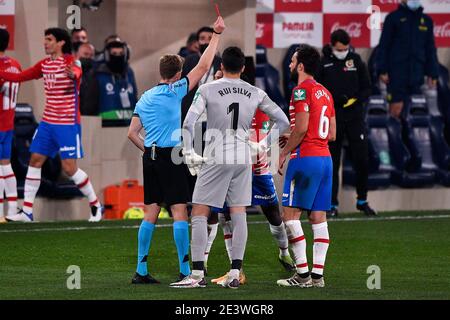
[208,109,296,286]
[171,46,290,289]
[0,29,21,220]
[0,28,103,222]
[277,44,336,288]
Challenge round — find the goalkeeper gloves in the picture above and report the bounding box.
[183,149,208,176]
[248,140,270,163]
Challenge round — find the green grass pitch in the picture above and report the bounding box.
[0,211,449,300]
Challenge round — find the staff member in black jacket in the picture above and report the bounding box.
[316,29,377,217]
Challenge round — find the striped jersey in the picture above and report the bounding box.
[0,54,82,125]
[0,56,21,132]
[251,109,270,176]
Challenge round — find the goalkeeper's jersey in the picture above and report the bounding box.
[186,77,282,164]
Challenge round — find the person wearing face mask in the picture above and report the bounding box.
[75,42,97,116]
[85,40,138,126]
[376,0,439,119]
[181,26,222,123]
[316,29,376,218]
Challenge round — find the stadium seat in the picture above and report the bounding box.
[346,96,436,188]
[343,96,392,189]
[255,45,288,113]
[437,64,450,144]
[11,104,83,199]
[400,95,446,187]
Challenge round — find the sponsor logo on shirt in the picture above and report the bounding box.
[294,89,306,101]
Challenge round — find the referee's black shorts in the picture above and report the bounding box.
[143,146,191,207]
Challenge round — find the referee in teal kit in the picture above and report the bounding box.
[127,16,225,285]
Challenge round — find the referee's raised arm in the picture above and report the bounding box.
[186,16,226,92]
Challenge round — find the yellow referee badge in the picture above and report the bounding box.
[294,89,306,102]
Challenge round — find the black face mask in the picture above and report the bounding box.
[107,55,127,74]
[199,44,209,54]
[79,58,94,74]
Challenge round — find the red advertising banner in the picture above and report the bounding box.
[430,14,450,47]
[0,15,14,50]
[323,14,371,48]
[256,0,450,48]
[372,0,402,12]
[275,0,322,12]
[256,14,274,48]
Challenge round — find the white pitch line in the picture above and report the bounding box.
[0,214,449,234]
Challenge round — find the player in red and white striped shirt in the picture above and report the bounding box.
[0,29,20,220]
[0,28,102,223]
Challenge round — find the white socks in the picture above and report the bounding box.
[1,164,17,216]
[219,213,233,262]
[285,220,308,274]
[23,167,41,214]
[312,222,330,276]
[70,169,100,207]
[204,223,219,265]
[269,222,290,256]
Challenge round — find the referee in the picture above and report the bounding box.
[127,16,226,284]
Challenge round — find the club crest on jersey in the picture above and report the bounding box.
[294,89,306,102]
[262,121,270,133]
[344,59,356,72]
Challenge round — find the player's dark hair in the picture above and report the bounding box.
[331,29,351,46]
[160,54,184,79]
[45,28,72,54]
[0,28,10,52]
[187,33,197,45]
[222,46,245,74]
[104,34,121,46]
[196,26,214,40]
[71,27,87,36]
[294,44,321,76]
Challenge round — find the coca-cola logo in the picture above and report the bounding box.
[434,22,450,38]
[256,23,265,38]
[331,22,363,37]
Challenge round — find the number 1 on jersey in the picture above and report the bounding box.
[228,103,239,131]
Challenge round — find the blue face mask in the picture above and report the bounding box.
[407,0,421,11]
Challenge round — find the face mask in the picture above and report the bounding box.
[333,49,349,60]
[407,0,421,10]
[79,58,94,73]
[199,44,209,54]
[107,55,127,74]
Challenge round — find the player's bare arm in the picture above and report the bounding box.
[128,116,145,152]
[186,16,225,91]
[328,116,336,142]
[278,112,309,175]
